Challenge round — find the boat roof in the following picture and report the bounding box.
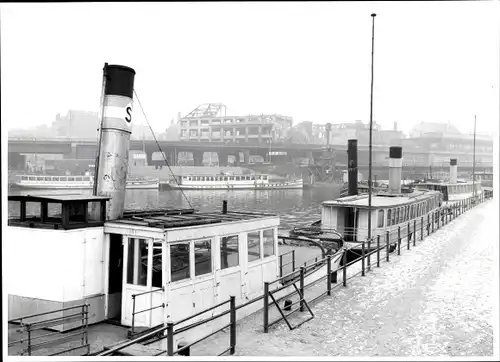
[415,181,474,186]
[8,194,110,203]
[322,190,440,209]
[110,208,277,229]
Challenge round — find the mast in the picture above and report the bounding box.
[368,13,376,245]
[472,115,476,198]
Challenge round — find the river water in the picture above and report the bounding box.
[8,184,342,232]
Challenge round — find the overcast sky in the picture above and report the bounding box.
[1,2,498,136]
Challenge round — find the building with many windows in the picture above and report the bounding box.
[178,103,293,144]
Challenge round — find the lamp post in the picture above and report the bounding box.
[368,13,377,246]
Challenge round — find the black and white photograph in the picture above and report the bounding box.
[2,1,499,359]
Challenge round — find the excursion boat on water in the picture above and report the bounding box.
[7,64,344,357]
[290,144,443,256]
[13,174,160,190]
[167,174,304,190]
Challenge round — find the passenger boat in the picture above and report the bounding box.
[291,144,443,257]
[167,174,304,190]
[13,174,160,190]
[7,64,344,357]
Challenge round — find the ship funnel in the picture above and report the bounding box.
[94,63,136,220]
[450,159,457,184]
[347,139,358,196]
[389,146,403,194]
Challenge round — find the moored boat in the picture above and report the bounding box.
[167,174,304,190]
[13,174,160,190]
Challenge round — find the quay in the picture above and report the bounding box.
[166,197,497,357]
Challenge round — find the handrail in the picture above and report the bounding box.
[8,303,88,323]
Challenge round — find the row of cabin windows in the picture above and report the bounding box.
[126,229,275,287]
[183,175,268,182]
[21,176,92,182]
[381,195,441,228]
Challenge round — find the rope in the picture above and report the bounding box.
[133,90,194,210]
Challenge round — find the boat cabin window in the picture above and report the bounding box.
[152,242,162,288]
[263,229,275,257]
[377,210,384,228]
[387,209,392,226]
[224,177,228,181]
[235,176,241,181]
[247,231,261,262]
[127,238,148,286]
[171,242,191,282]
[195,239,212,276]
[391,209,396,225]
[221,235,239,269]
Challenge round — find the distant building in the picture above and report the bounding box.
[409,121,461,138]
[52,110,100,139]
[178,103,293,143]
[329,120,404,146]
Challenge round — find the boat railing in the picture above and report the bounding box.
[8,304,90,356]
[130,287,165,336]
[278,249,296,278]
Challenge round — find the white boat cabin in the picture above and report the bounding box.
[413,181,482,202]
[321,190,442,245]
[7,194,280,338]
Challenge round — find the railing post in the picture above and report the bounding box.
[386,231,390,262]
[27,324,32,356]
[421,217,424,240]
[131,295,136,336]
[437,210,440,229]
[326,255,332,296]
[407,222,411,250]
[432,212,435,233]
[263,282,269,333]
[397,226,401,255]
[367,237,372,270]
[342,251,347,287]
[376,235,380,267]
[413,219,417,246]
[81,305,86,347]
[230,296,236,355]
[279,255,283,278]
[299,267,305,312]
[85,304,89,355]
[167,322,174,356]
[292,250,296,272]
[361,240,365,276]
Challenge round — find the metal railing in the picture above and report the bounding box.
[131,287,165,336]
[8,304,89,356]
[278,249,296,278]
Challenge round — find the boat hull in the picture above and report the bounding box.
[13,181,159,190]
[168,181,304,190]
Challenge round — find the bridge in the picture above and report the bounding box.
[8,137,493,174]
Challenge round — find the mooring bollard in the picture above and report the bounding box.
[167,322,174,356]
[376,235,380,267]
[342,251,347,287]
[386,231,390,262]
[397,226,401,255]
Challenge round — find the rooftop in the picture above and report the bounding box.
[112,208,278,229]
[322,190,440,209]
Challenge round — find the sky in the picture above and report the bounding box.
[1,1,499,136]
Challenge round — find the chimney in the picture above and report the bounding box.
[393,121,398,131]
[94,64,136,220]
[347,139,358,196]
[388,146,403,194]
[450,159,457,183]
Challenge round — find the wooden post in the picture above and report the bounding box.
[263,282,269,333]
[230,296,236,355]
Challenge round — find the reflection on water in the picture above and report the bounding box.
[8,184,341,231]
